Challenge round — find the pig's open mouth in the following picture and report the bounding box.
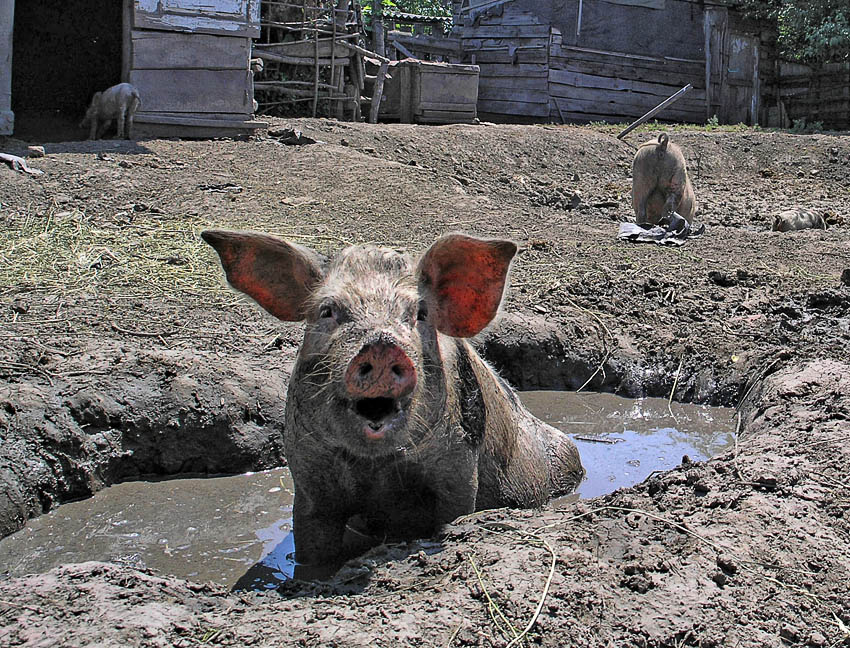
[352,397,405,440]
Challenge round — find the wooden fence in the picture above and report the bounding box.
[773,61,850,130]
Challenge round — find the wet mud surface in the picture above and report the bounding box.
[1,120,849,646]
[0,394,734,590]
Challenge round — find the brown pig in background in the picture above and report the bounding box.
[80,83,141,140]
[632,133,697,225]
[203,231,585,565]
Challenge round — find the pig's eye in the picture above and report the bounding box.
[416,302,429,321]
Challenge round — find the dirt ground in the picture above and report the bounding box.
[1,119,849,647]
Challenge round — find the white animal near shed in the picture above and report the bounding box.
[0,0,266,139]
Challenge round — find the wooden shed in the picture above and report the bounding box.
[1,0,265,140]
[448,0,772,125]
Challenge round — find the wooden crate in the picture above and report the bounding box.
[380,60,479,124]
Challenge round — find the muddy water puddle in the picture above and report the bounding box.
[0,470,296,590]
[521,391,735,498]
[0,392,734,589]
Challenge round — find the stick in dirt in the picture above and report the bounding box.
[617,84,693,140]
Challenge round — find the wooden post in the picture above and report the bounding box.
[399,64,412,123]
[312,25,320,117]
[373,0,385,58]
[335,0,349,30]
[338,40,390,63]
[330,2,337,90]
[617,84,693,140]
[335,65,345,120]
[369,61,389,124]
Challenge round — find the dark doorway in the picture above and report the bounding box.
[12,0,123,142]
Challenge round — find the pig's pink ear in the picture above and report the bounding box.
[202,229,324,321]
[418,234,517,337]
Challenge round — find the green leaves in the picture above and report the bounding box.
[740,0,850,63]
[362,0,451,19]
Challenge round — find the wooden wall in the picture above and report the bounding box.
[0,0,13,135]
[128,0,264,136]
[455,0,708,124]
[129,30,254,118]
[456,4,550,119]
[774,62,850,130]
[549,29,706,124]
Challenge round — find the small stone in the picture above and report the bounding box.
[693,480,711,494]
[780,623,800,644]
[716,554,738,575]
[11,299,29,314]
[27,145,46,158]
[708,270,737,287]
[711,571,727,587]
[808,631,827,646]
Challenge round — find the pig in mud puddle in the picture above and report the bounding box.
[0,392,735,590]
[202,231,585,570]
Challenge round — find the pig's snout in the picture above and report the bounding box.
[345,341,416,402]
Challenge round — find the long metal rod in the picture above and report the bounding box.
[617,84,693,139]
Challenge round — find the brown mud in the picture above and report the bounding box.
[1,119,849,646]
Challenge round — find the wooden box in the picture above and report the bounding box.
[380,60,479,124]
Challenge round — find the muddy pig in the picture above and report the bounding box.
[80,83,141,140]
[632,133,697,224]
[772,207,827,232]
[203,230,585,565]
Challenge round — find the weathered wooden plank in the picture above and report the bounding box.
[132,31,249,69]
[418,101,477,111]
[551,93,705,121]
[549,82,706,114]
[478,85,549,103]
[255,39,351,60]
[133,2,260,39]
[387,31,463,56]
[550,70,706,100]
[550,57,704,89]
[461,24,551,39]
[477,12,543,26]
[418,111,476,123]
[477,99,550,117]
[129,69,252,113]
[134,113,262,127]
[550,80,704,103]
[463,37,550,50]
[253,50,349,67]
[550,50,703,78]
[420,70,479,106]
[549,100,632,124]
[478,75,549,91]
[554,106,704,125]
[466,49,548,64]
[478,63,549,78]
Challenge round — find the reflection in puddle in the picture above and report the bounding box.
[519,391,736,498]
[0,469,297,590]
[0,392,735,589]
